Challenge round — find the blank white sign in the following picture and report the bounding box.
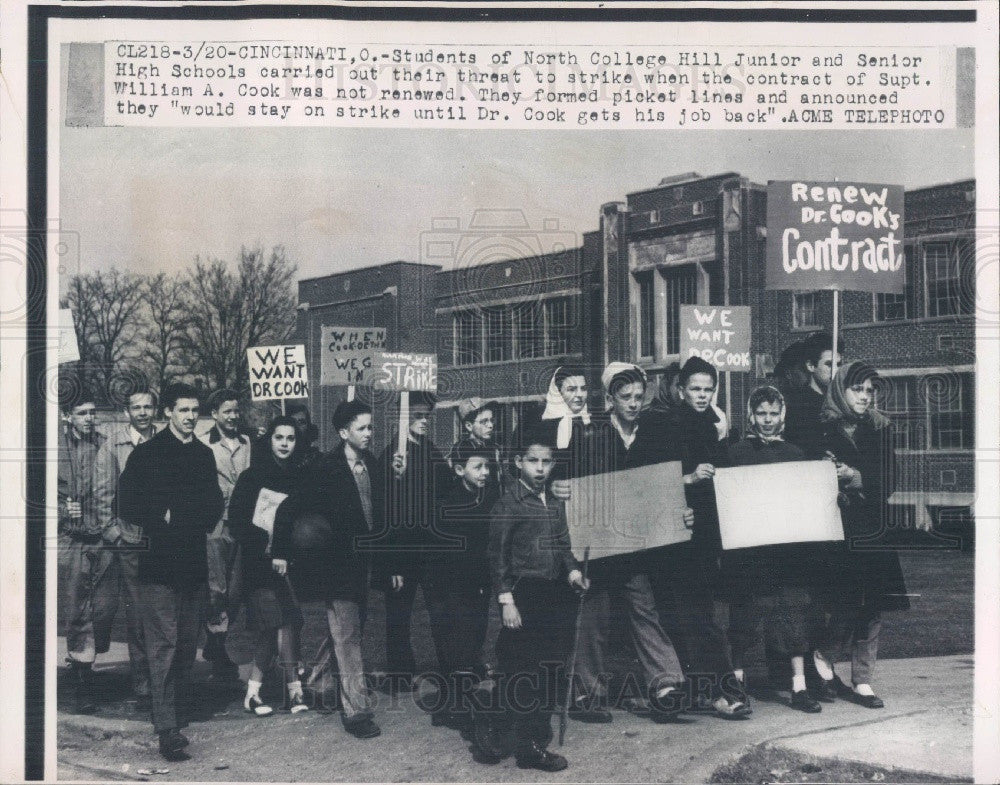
[714,460,844,550]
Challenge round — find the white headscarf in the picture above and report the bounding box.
[541,366,591,449]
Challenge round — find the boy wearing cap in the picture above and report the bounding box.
[447,398,506,496]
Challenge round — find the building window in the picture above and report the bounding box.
[874,247,916,322]
[924,242,968,317]
[664,266,699,355]
[636,271,655,357]
[453,310,482,366]
[792,291,819,329]
[514,303,543,359]
[484,306,512,363]
[927,373,973,449]
[877,372,974,451]
[544,297,574,356]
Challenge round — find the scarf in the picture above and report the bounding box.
[541,366,591,449]
[746,385,786,444]
[820,360,892,430]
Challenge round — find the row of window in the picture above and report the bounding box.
[792,242,973,328]
[451,296,575,366]
[878,373,974,450]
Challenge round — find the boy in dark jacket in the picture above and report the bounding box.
[488,434,589,772]
[272,399,383,739]
[423,443,498,725]
[116,383,224,760]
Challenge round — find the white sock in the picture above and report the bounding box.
[792,675,807,693]
[246,679,262,699]
[813,651,834,681]
[287,680,302,698]
[655,686,678,699]
[854,683,875,697]
[733,669,745,683]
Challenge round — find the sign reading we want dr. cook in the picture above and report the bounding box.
[765,180,905,294]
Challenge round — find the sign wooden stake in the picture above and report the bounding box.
[831,289,840,381]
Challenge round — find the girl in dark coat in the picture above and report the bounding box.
[228,416,307,716]
[813,361,909,709]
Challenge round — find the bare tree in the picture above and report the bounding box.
[183,245,297,391]
[140,272,190,392]
[61,268,147,403]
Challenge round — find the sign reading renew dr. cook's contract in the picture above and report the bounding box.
[765,180,905,294]
[679,306,751,372]
[247,344,309,401]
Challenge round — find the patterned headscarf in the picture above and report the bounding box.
[820,360,891,430]
[746,385,786,443]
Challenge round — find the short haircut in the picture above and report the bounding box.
[451,443,495,467]
[608,368,647,398]
[775,340,807,375]
[207,388,240,413]
[127,388,158,408]
[58,371,96,413]
[553,365,586,390]
[803,331,846,366]
[678,357,718,387]
[162,382,200,411]
[748,385,784,412]
[510,426,553,459]
[333,399,372,432]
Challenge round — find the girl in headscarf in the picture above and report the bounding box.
[810,361,909,709]
[725,385,822,713]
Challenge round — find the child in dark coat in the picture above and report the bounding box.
[487,434,588,772]
[725,385,823,714]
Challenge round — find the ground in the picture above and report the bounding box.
[56,549,975,782]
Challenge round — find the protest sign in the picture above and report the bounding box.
[370,351,438,392]
[565,461,689,561]
[765,180,906,294]
[319,326,387,386]
[59,308,80,363]
[714,460,844,550]
[246,344,309,401]
[679,305,752,372]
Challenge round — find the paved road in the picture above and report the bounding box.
[57,639,973,782]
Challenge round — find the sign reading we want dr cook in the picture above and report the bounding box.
[765,180,905,294]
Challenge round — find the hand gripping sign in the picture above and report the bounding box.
[247,344,309,401]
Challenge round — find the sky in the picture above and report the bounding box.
[58,126,975,287]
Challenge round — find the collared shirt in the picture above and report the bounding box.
[201,429,251,520]
[346,452,374,530]
[610,413,638,450]
[519,478,547,507]
[129,425,151,447]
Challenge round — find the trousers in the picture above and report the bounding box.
[59,535,119,664]
[118,548,149,692]
[814,586,883,685]
[325,598,373,725]
[575,570,684,699]
[138,582,204,733]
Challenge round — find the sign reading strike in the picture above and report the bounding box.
[679,305,751,372]
[766,180,905,293]
[320,326,387,386]
[247,344,309,401]
[370,351,437,392]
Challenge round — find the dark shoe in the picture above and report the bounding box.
[516,742,568,772]
[344,717,381,739]
[790,690,822,713]
[712,695,753,719]
[158,729,190,761]
[847,690,885,709]
[69,663,97,715]
[286,692,309,714]
[569,695,613,723]
[831,675,856,699]
[808,678,838,703]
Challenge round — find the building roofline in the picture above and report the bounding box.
[626,172,743,199]
[432,245,583,278]
[905,178,976,194]
[298,260,440,285]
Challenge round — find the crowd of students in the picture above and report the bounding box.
[57,329,908,769]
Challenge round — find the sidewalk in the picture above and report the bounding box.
[57,638,973,782]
